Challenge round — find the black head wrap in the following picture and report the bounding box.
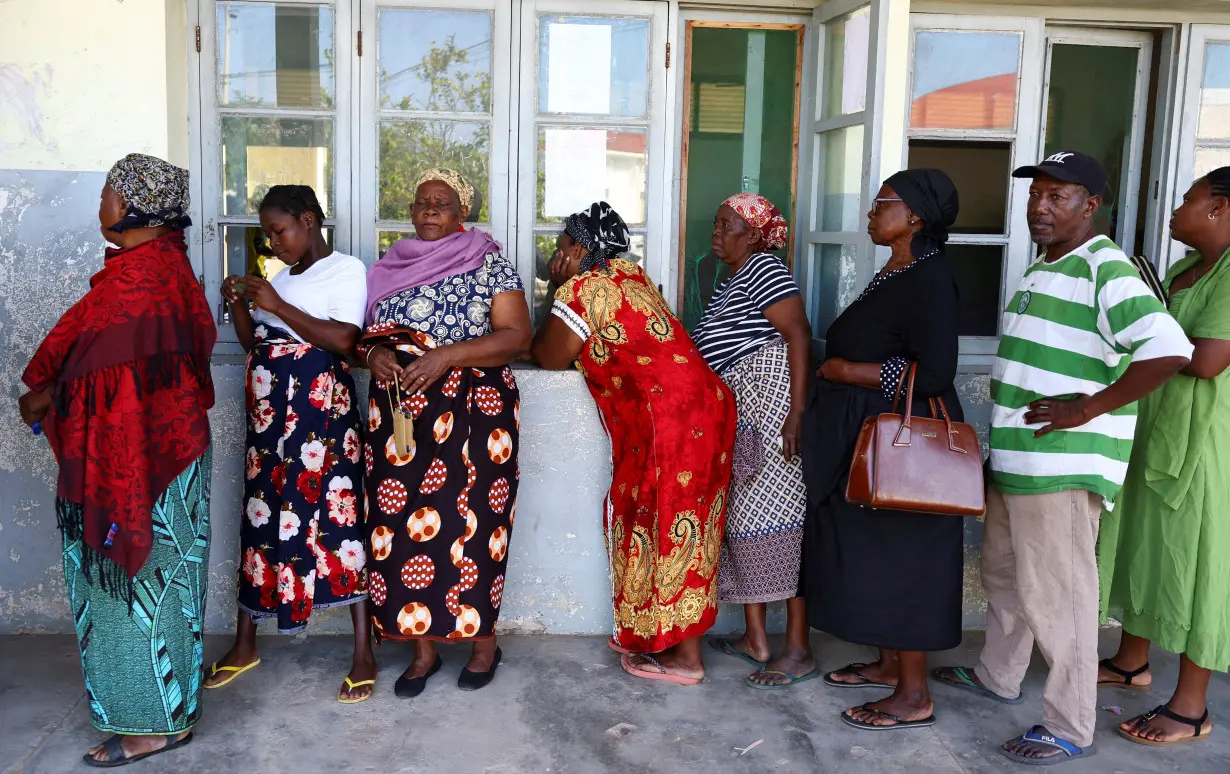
[564,201,631,272]
[884,169,959,258]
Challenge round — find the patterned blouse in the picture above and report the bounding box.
[373,251,524,345]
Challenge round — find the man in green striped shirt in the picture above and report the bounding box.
[935,152,1191,765]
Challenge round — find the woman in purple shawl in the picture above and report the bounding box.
[358,168,532,696]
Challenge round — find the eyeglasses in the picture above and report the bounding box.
[872,197,904,213]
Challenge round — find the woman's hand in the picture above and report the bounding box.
[398,348,453,394]
[366,345,402,385]
[550,253,579,286]
[818,357,849,382]
[781,409,803,461]
[243,276,283,315]
[19,389,51,428]
[222,274,249,306]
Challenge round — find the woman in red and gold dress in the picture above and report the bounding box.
[532,202,736,685]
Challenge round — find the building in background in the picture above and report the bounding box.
[2,0,1228,634]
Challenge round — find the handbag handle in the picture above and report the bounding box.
[933,396,967,454]
[892,364,918,446]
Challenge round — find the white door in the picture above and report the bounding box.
[1173,25,1230,267]
[514,0,669,322]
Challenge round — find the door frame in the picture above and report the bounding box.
[670,10,810,313]
[1039,27,1154,253]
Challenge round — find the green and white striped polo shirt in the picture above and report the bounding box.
[989,237,1193,507]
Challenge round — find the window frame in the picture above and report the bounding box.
[193,0,356,357]
[904,13,1044,368]
[1174,24,1230,269]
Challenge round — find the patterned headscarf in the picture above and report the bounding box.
[416,167,475,212]
[105,153,192,233]
[722,192,789,250]
[564,201,631,272]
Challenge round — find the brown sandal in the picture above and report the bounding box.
[1119,704,1212,747]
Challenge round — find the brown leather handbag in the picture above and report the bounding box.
[845,363,985,516]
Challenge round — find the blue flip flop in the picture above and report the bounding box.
[745,668,819,690]
[1000,726,1096,766]
[709,638,768,668]
[932,666,1024,705]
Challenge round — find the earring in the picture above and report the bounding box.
[1210,213,1217,220]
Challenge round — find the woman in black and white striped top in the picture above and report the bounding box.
[691,193,816,689]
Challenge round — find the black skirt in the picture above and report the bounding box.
[800,379,964,652]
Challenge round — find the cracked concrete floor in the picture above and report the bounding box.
[3,631,1230,773]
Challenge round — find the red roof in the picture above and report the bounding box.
[911,73,1017,130]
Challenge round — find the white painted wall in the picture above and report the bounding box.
[0,0,189,172]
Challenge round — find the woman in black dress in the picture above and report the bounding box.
[801,169,963,730]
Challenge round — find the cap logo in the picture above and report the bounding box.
[1044,152,1074,164]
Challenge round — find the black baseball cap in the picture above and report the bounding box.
[1012,151,1107,196]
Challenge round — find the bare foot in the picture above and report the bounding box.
[845,694,933,727]
[623,651,705,683]
[747,649,817,687]
[1120,706,1212,744]
[338,654,378,702]
[86,732,190,763]
[401,651,438,680]
[721,633,771,664]
[203,645,259,688]
[831,659,897,687]
[1097,658,1152,689]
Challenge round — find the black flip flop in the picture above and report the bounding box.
[1098,658,1151,691]
[840,704,936,731]
[823,662,894,689]
[83,732,193,768]
[458,647,502,691]
[395,654,443,698]
[709,638,768,668]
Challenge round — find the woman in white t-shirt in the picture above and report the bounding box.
[207,185,377,704]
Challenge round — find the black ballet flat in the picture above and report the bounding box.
[394,655,442,698]
[457,647,502,691]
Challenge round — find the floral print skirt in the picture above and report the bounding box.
[362,326,519,641]
[239,325,367,633]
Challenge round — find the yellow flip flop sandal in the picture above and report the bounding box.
[204,658,261,689]
[338,676,377,704]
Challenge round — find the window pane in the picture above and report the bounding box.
[910,31,1020,131]
[217,2,335,109]
[378,9,492,114]
[531,230,646,322]
[221,117,334,217]
[223,224,334,283]
[908,140,1011,235]
[538,17,650,117]
[537,127,647,226]
[1198,42,1230,141]
[822,8,870,119]
[379,120,490,223]
[819,126,865,231]
[803,242,859,340]
[947,243,1003,337]
[1196,146,1230,179]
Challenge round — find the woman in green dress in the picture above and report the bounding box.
[18,154,216,767]
[1097,166,1230,746]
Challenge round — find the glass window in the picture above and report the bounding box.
[217,2,335,109]
[221,117,334,217]
[1196,147,1230,178]
[1198,42,1230,142]
[910,31,1021,131]
[907,140,1011,235]
[822,8,870,119]
[536,127,647,226]
[802,242,859,341]
[378,9,492,113]
[947,244,1003,337]
[376,7,495,244]
[537,17,650,117]
[819,125,865,232]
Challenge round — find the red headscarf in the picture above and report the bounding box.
[723,193,789,250]
[23,231,216,587]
